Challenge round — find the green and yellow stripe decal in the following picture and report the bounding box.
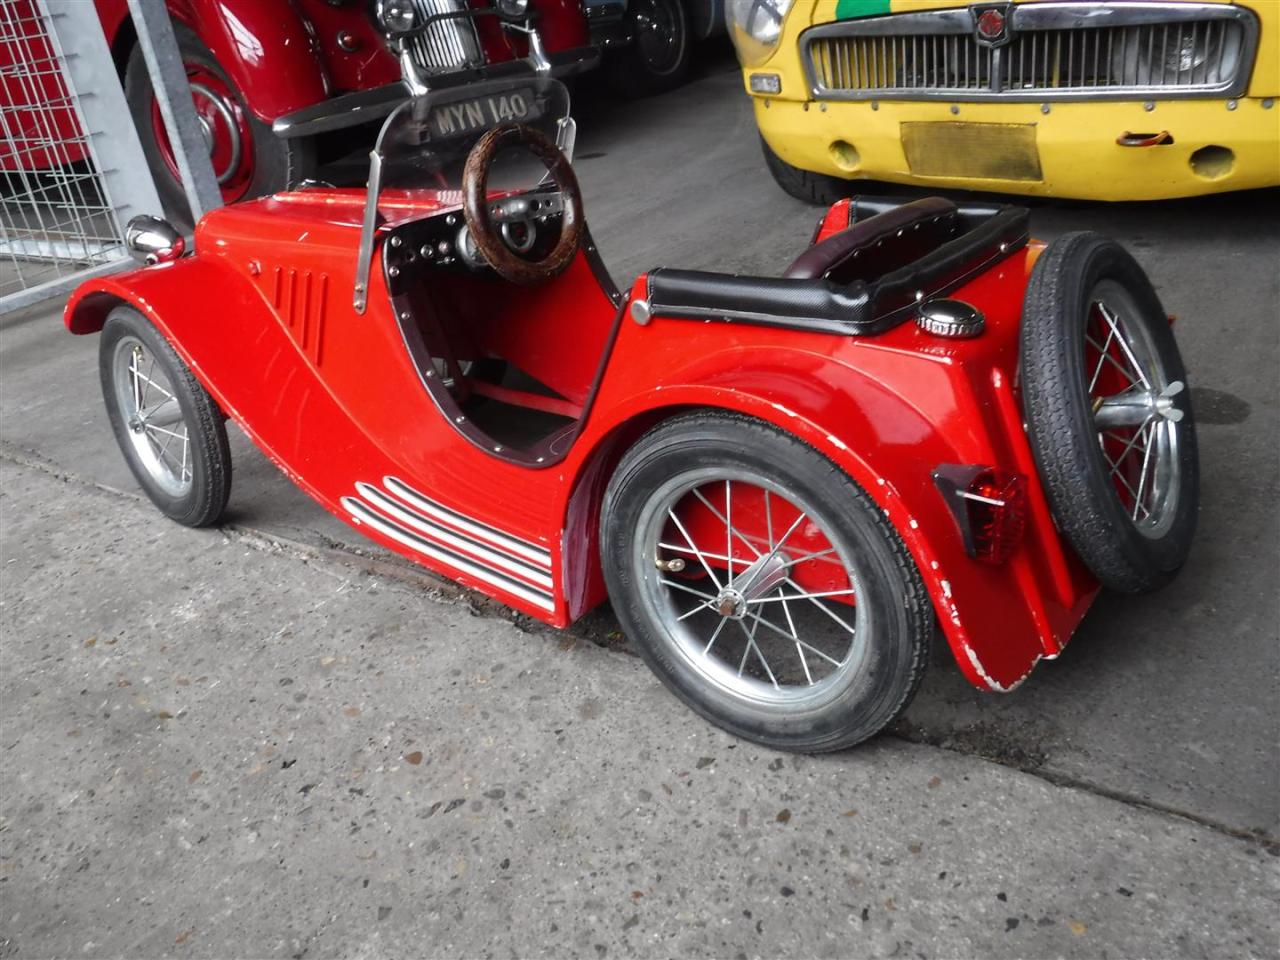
[834,0,892,19]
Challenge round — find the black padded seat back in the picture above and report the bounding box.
[784,196,961,285]
[646,198,1030,338]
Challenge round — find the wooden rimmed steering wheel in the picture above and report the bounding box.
[461,123,584,285]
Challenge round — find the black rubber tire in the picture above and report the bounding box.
[606,0,691,97]
[100,306,232,528]
[761,137,852,206]
[1021,232,1199,593]
[123,25,313,227]
[601,412,931,752]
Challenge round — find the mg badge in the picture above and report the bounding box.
[971,4,1012,47]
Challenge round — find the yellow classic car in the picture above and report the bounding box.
[731,0,1279,201]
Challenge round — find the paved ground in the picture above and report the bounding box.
[2,458,1277,959]
[1,48,1278,959]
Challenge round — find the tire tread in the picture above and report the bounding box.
[1021,232,1197,592]
[101,307,231,528]
[761,137,852,207]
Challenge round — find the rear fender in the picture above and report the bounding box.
[566,347,1064,693]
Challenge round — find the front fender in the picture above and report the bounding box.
[572,336,1089,693]
[64,256,267,400]
[179,0,329,123]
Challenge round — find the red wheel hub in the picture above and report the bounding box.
[1085,303,1147,514]
[151,64,255,204]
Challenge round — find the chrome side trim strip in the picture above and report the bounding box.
[382,476,552,567]
[356,483,553,590]
[344,497,555,612]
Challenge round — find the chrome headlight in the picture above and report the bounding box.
[1112,23,1243,87]
[726,0,795,69]
[496,0,529,19]
[376,0,417,35]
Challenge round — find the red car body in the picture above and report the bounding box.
[2,0,588,186]
[92,0,589,125]
[64,185,1096,693]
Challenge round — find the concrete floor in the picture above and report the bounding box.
[3,457,1278,959]
[1,50,1278,959]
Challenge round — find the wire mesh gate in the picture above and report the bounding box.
[0,0,160,313]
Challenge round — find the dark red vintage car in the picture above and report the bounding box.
[64,71,1199,751]
[90,0,592,211]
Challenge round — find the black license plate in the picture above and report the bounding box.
[429,88,540,139]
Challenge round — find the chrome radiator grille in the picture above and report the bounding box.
[405,0,483,74]
[803,3,1258,101]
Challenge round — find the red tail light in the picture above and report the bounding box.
[932,466,1028,565]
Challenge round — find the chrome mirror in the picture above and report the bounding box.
[125,215,185,265]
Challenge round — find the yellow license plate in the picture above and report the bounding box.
[901,122,1043,182]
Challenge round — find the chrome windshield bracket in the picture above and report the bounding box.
[354,150,384,315]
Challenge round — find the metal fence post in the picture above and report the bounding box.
[44,0,161,224]
[124,0,221,221]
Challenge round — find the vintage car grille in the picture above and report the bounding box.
[404,0,484,74]
[802,2,1258,101]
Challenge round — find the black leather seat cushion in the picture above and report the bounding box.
[784,197,960,284]
[646,197,1030,337]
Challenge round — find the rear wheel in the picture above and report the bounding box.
[602,413,931,752]
[100,306,232,527]
[1021,233,1199,592]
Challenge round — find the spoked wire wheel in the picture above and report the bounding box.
[1022,232,1199,593]
[603,414,932,752]
[636,470,868,707]
[100,306,232,528]
[1085,280,1185,538]
[111,336,194,498]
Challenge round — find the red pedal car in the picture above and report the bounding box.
[65,72,1199,751]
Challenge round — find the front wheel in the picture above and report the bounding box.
[601,413,931,752]
[100,306,232,527]
[761,138,852,206]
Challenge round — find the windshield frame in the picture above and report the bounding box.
[352,77,576,313]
